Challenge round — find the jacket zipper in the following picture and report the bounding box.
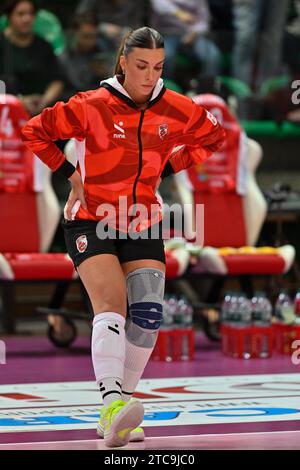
[132,109,145,210]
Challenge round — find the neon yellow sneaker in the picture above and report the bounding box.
[97,399,144,447]
[128,426,145,442]
[98,413,145,442]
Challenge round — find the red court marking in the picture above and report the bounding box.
[133,392,165,399]
[0,394,44,400]
[152,386,225,394]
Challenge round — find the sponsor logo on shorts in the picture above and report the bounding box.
[76,234,88,253]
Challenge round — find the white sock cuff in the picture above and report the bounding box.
[93,312,125,327]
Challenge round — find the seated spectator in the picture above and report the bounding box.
[283,2,300,121]
[231,0,290,93]
[149,0,222,82]
[0,0,64,116]
[284,1,300,78]
[75,0,146,57]
[286,0,300,36]
[59,13,110,100]
[207,0,234,67]
[207,0,233,31]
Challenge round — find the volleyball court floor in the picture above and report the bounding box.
[0,331,300,450]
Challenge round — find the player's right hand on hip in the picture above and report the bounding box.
[64,172,88,220]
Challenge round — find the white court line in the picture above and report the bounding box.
[1,430,300,449]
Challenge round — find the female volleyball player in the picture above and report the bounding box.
[21,27,225,447]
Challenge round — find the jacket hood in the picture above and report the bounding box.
[100,75,165,107]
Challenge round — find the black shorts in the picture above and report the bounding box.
[62,219,166,268]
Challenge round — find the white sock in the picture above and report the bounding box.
[122,336,155,402]
[92,312,125,407]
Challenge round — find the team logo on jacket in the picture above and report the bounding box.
[76,235,88,253]
[113,121,126,139]
[158,123,168,140]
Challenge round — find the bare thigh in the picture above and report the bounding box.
[77,254,127,317]
[122,259,166,277]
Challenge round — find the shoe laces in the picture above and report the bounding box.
[105,400,125,426]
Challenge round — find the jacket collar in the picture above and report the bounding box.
[100,75,166,109]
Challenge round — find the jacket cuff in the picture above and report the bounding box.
[54,160,76,179]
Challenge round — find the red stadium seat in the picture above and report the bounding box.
[172,94,295,284]
[0,95,76,333]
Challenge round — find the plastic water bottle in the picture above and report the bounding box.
[251,292,272,326]
[229,293,252,359]
[162,295,177,361]
[177,296,194,360]
[226,293,239,325]
[227,293,251,326]
[162,295,175,328]
[275,291,296,325]
[221,292,233,325]
[172,296,193,325]
[237,294,252,359]
[182,301,193,328]
[221,292,233,355]
[251,292,272,358]
[173,296,185,328]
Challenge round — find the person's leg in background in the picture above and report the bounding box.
[256,0,290,91]
[163,35,181,80]
[231,0,262,86]
[191,34,223,78]
[286,0,300,35]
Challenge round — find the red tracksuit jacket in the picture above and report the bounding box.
[21,76,225,231]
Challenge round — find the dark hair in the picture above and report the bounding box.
[114,27,164,76]
[70,12,98,30]
[2,0,36,17]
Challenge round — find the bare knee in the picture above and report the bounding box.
[93,299,126,317]
[86,286,126,316]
